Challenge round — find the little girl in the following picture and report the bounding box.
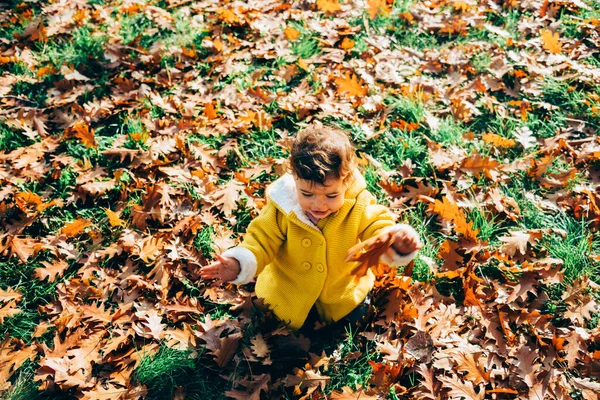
[200,124,422,330]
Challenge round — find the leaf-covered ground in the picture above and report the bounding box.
[1,0,600,399]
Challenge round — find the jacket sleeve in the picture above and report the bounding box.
[355,190,419,267]
[223,200,286,285]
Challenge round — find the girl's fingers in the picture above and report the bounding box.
[215,254,228,264]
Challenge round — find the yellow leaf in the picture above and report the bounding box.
[284,26,301,41]
[316,0,341,14]
[61,218,91,237]
[335,73,367,98]
[297,59,310,71]
[105,208,125,227]
[541,29,562,54]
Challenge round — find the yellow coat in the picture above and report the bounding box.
[224,171,418,329]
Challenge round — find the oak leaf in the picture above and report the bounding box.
[250,334,270,358]
[61,218,91,237]
[137,236,164,263]
[284,26,301,41]
[367,0,389,19]
[35,259,69,282]
[105,208,125,227]
[438,375,484,400]
[0,288,22,303]
[335,73,367,98]
[460,153,500,180]
[212,179,245,217]
[482,133,515,148]
[0,300,22,324]
[225,374,270,400]
[346,230,395,280]
[430,197,479,241]
[316,0,341,14]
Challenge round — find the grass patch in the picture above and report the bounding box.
[323,327,378,394]
[540,213,600,284]
[133,345,229,400]
[36,26,108,71]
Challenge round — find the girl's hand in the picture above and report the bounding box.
[200,254,241,285]
[392,227,423,255]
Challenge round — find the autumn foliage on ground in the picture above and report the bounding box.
[1,0,600,398]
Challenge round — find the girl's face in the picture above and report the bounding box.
[295,176,346,221]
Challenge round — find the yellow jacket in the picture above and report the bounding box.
[223,170,418,329]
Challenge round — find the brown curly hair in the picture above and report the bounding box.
[288,124,357,185]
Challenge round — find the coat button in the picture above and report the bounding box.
[316,263,324,273]
[301,238,312,247]
[302,261,312,270]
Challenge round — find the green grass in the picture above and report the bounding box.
[133,345,229,400]
[322,327,378,394]
[0,123,36,152]
[540,213,600,284]
[0,254,62,343]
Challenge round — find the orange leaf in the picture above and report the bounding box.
[70,122,97,148]
[316,0,341,13]
[367,0,389,19]
[14,191,42,213]
[340,37,355,50]
[541,29,562,54]
[61,218,91,237]
[284,26,301,41]
[335,73,367,98]
[430,197,479,241]
[482,133,515,148]
[460,153,501,180]
[346,231,395,281]
[105,208,125,227]
[204,102,218,119]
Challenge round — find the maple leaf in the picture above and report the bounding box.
[35,259,70,282]
[335,73,368,98]
[541,29,562,54]
[60,218,91,237]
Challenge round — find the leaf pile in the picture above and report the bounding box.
[1,0,600,398]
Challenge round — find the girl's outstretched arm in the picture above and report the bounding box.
[200,254,240,285]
